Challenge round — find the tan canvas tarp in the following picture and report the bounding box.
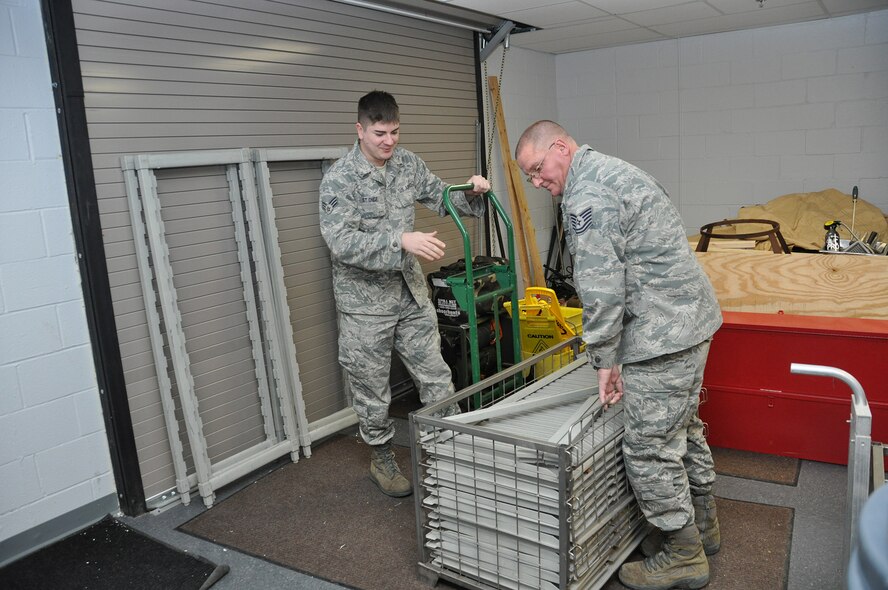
[735,188,888,251]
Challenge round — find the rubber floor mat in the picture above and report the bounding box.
[179,433,458,590]
[712,446,801,486]
[603,497,794,590]
[1,516,226,590]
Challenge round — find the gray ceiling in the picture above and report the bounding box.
[431,0,888,53]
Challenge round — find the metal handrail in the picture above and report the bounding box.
[790,363,872,586]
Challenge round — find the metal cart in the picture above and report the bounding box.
[410,337,647,590]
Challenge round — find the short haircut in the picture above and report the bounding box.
[516,120,567,159]
[358,90,399,126]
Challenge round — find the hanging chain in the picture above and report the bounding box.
[481,44,508,258]
[483,44,508,180]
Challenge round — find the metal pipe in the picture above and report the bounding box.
[329,0,491,32]
[790,362,871,586]
[790,363,867,408]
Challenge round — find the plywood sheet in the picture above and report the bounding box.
[696,250,888,320]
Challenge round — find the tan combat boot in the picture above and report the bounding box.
[369,443,412,497]
[640,494,721,557]
[619,523,710,590]
[691,494,720,554]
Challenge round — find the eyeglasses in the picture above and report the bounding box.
[525,142,557,183]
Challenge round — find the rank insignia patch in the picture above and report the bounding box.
[569,208,594,235]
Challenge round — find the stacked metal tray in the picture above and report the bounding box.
[410,340,647,590]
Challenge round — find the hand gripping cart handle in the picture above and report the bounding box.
[442,184,522,390]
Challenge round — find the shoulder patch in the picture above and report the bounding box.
[569,208,594,235]
[322,196,338,213]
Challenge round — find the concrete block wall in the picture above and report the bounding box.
[481,45,559,291]
[0,0,115,558]
[556,10,888,234]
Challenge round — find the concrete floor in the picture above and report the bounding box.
[121,419,848,590]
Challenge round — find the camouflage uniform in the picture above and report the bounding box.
[562,145,722,531]
[319,141,484,446]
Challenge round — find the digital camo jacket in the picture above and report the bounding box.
[319,141,485,315]
[562,145,722,369]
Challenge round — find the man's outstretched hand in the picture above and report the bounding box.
[402,231,446,261]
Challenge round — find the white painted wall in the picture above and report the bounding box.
[0,0,115,553]
[481,46,558,291]
[556,10,888,234]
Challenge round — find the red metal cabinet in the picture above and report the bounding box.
[700,311,888,465]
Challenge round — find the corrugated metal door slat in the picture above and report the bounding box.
[73,0,482,502]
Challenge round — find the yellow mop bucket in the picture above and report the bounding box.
[503,287,584,377]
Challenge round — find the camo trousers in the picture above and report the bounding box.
[621,339,715,531]
[338,282,455,446]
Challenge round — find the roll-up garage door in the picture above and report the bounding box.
[72,0,484,504]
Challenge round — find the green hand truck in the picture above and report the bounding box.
[441,184,522,405]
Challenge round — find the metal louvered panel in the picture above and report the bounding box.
[411,339,648,590]
[121,149,311,507]
[262,159,344,422]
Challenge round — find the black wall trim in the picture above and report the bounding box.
[473,32,492,257]
[41,0,146,516]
